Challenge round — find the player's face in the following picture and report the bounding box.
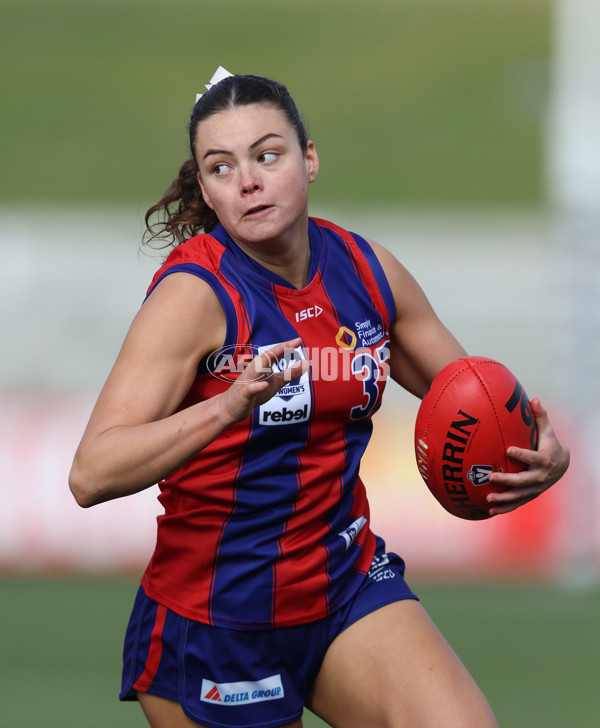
[194,103,319,253]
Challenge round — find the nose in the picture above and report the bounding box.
[239,165,262,195]
[242,181,259,195]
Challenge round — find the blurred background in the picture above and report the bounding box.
[1,1,599,726]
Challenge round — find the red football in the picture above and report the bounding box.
[414,356,538,520]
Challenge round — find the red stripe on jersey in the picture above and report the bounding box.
[268,277,367,622]
[133,604,167,691]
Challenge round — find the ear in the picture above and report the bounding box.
[197,172,214,210]
[305,140,319,184]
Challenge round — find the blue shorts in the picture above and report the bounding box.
[120,542,418,728]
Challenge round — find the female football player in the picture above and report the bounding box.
[69,70,569,728]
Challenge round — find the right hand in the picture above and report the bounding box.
[221,338,308,423]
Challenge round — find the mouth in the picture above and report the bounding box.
[243,204,273,219]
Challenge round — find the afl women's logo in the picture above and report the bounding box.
[467,464,495,485]
[258,344,312,426]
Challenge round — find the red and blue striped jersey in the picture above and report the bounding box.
[140,218,396,629]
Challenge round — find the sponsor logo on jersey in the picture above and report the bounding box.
[258,344,312,426]
[466,464,495,486]
[203,685,223,702]
[335,326,357,351]
[355,317,386,347]
[338,515,367,550]
[295,305,323,323]
[200,675,284,706]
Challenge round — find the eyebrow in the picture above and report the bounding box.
[202,133,284,161]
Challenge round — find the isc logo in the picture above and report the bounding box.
[295,305,323,323]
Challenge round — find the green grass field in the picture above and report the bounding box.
[1,577,598,727]
[2,0,551,207]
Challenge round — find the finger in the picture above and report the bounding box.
[264,338,303,364]
[489,469,544,491]
[237,347,285,384]
[530,397,548,420]
[487,486,544,515]
[487,446,542,486]
[248,350,308,410]
[281,358,309,382]
[529,398,556,441]
[242,378,271,396]
[505,445,539,466]
[246,338,305,382]
[266,361,309,400]
[487,483,543,504]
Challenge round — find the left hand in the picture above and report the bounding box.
[486,398,570,516]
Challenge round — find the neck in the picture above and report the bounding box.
[230,223,312,289]
[240,240,311,289]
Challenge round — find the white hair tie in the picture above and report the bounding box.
[196,66,234,103]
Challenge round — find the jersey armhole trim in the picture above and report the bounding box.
[145,264,239,354]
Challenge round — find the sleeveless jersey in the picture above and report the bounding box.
[140,218,396,630]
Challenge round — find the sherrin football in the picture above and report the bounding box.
[414,357,538,520]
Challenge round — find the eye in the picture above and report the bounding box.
[213,163,231,176]
[259,152,278,164]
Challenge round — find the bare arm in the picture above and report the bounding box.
[368,239,569,512]
[368,240,467,396]
[69,272,305,507]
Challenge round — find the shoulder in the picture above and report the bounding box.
[151,232,226,277]
[364,238,406,276]
[141,237,228,357]
[127,264,226,354]
[145,264,225,323]
[363,238,428,311]
[146,232,230,300]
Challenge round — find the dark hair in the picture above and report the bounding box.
[144,75,308,249]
